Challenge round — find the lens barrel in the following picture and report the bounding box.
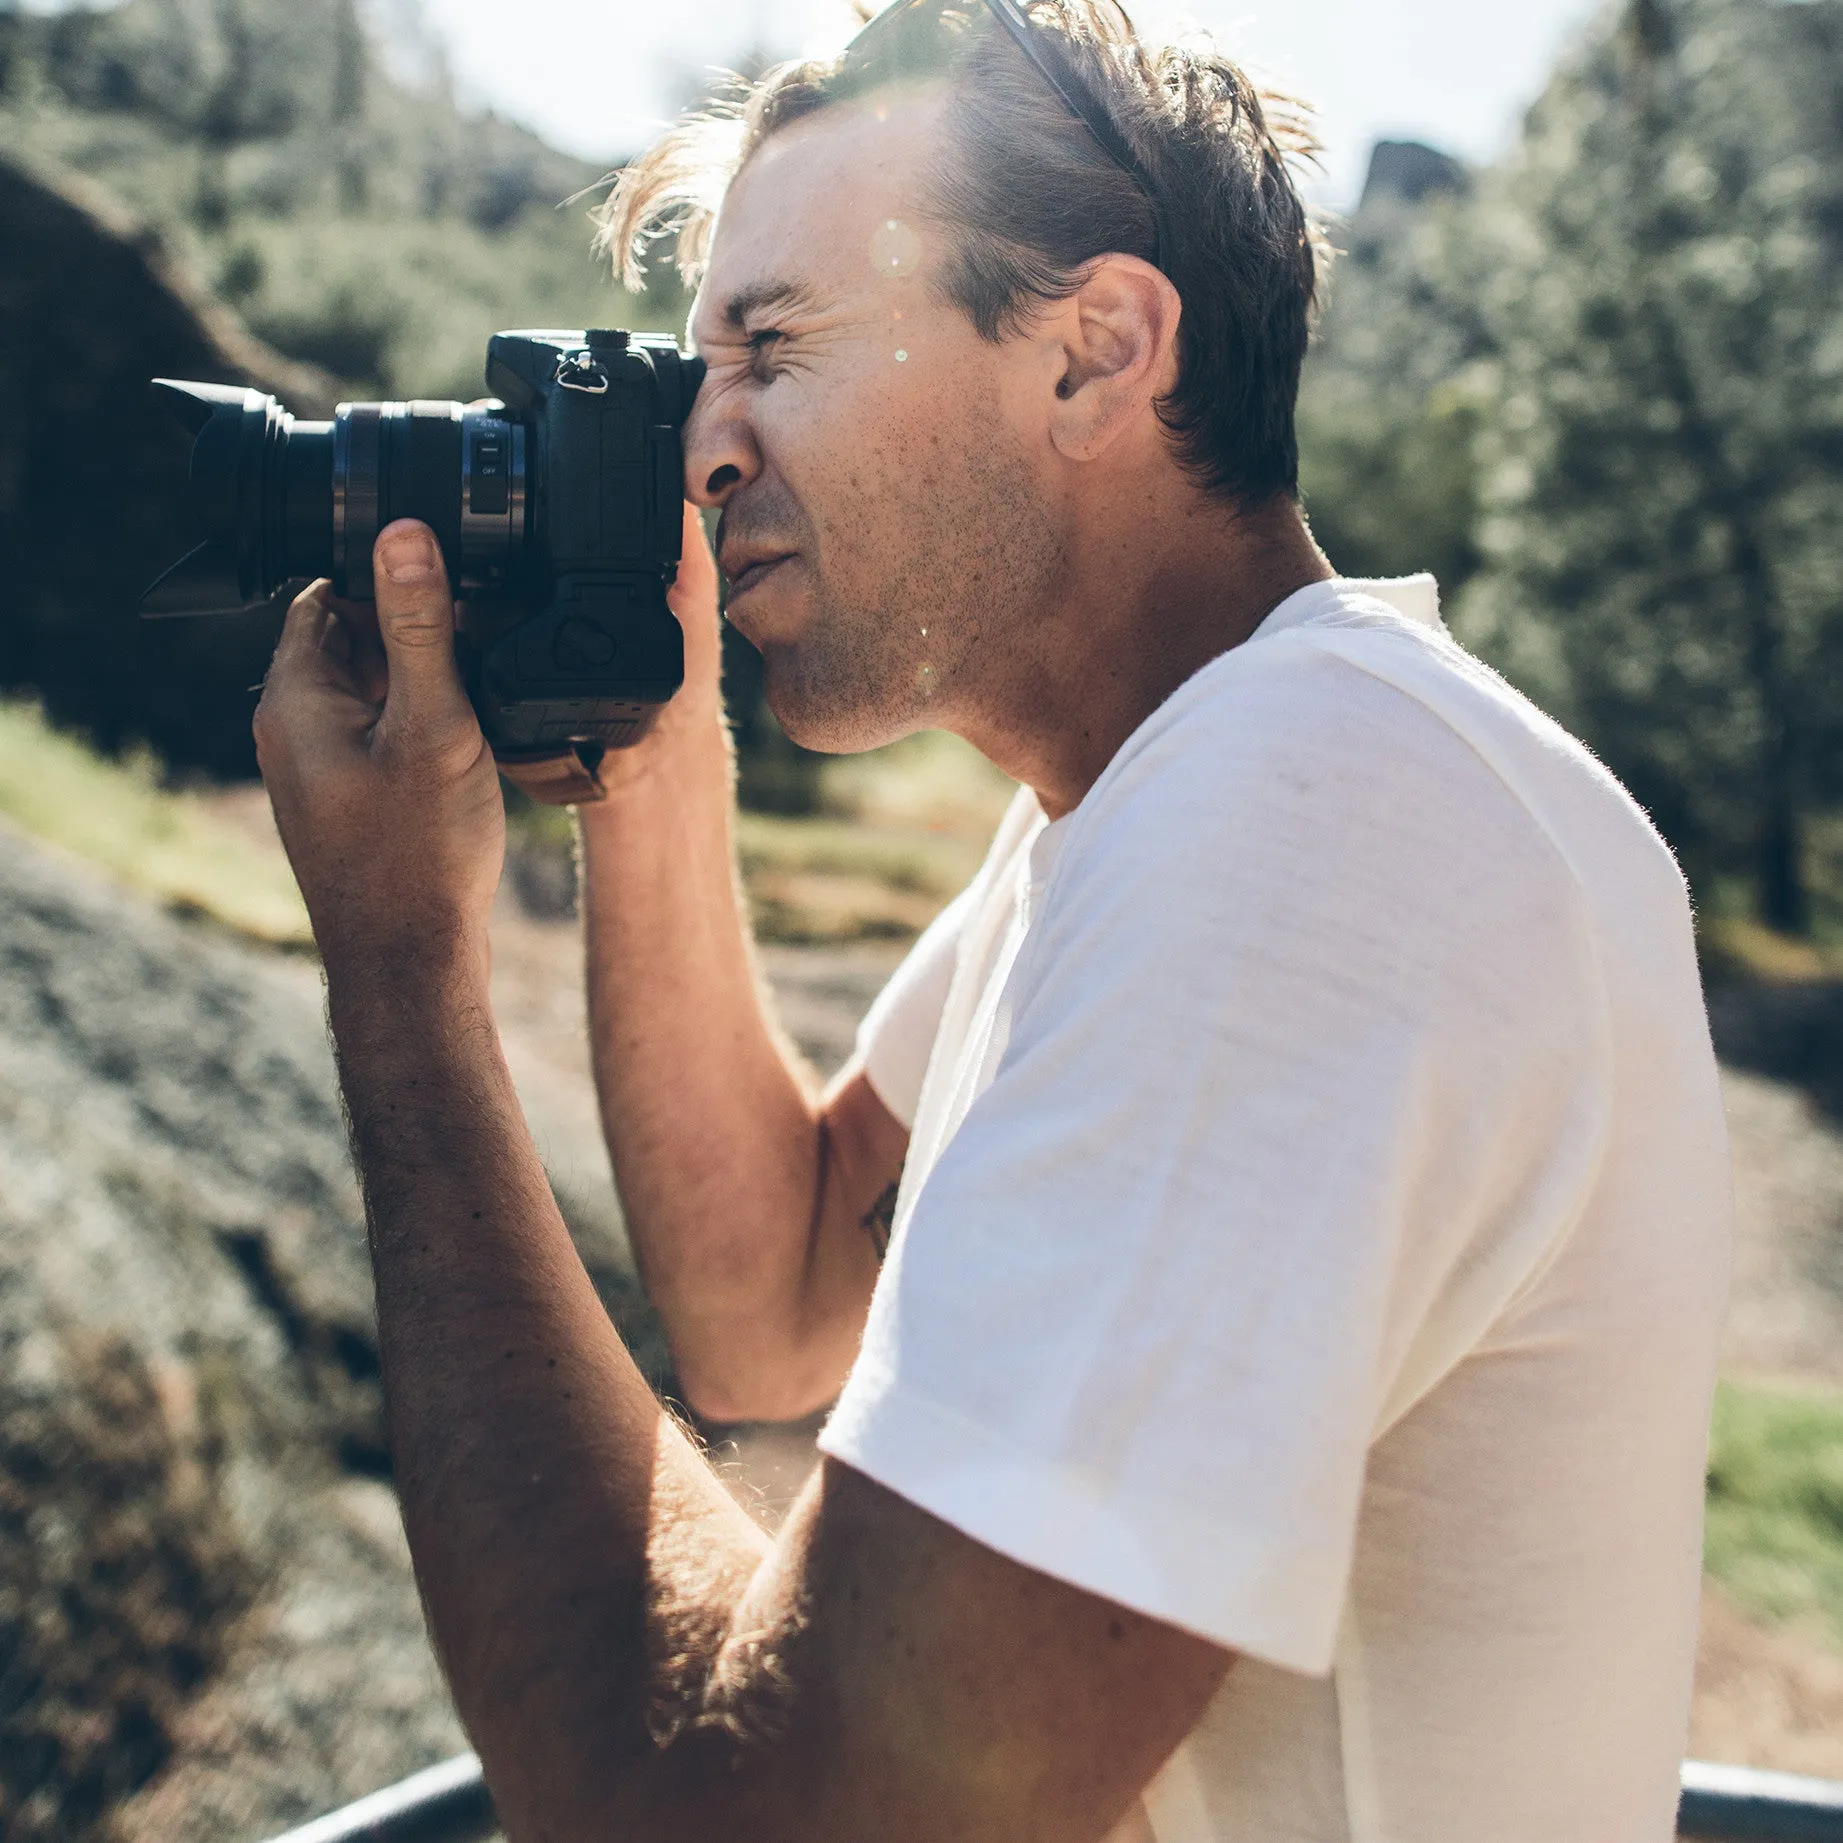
[331,401,524,598]
[141,383,525,616]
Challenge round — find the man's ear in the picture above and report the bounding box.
[1044,255,1182,464]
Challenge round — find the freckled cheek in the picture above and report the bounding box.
[774,360,933,490]
[860,353,962,470]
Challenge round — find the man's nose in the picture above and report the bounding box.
[683,394,761,509]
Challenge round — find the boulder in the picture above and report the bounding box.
[0,819,656,1839]
[0,151,336,778]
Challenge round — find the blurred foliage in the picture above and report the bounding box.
[0,152,310,780]
[1305,0,1843,935]
[1706,1377,1843,1648]
[1298,141,1489,599]
[0,0,689,400]
[1459,0,1843,934]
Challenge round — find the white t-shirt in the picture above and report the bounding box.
[817,576,1732,1842]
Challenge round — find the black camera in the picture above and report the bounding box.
[142,328,706,801]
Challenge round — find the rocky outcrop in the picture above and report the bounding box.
[1357,138,1471,211]
[0,820,658,1839]
[0,151,337,779]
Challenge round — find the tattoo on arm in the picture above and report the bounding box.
[861,1179,901,1261]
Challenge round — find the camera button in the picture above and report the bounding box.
[554,618,617,671]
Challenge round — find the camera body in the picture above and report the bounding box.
[142,328,706,797]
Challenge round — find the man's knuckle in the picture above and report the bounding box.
[251,698,282,752]
[386,611,452,649]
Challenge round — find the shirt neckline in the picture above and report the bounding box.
[1251,572,1443,644]
[1015,573,1445,866]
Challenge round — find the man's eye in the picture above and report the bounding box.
[747,329,785,373]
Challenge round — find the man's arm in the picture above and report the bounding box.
[577,512,906,1423]
[254,521,1230,1843]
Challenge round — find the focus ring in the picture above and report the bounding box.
[334,403,383,598]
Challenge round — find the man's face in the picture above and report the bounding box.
[686,92,1064,753]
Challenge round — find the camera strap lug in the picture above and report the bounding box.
[553,349,611,395]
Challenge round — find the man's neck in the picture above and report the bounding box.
[959,493,1333,821]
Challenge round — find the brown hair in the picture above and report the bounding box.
[598,0,1325,506]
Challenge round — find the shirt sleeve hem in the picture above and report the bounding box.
[857,1047,916,1133]
[817,1377,1348,1677]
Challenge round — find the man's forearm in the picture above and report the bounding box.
[323,940,772,1832]
[578,707,874,1419]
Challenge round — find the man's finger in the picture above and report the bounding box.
[263,581,360,707]
[328,594,388,705]
[272,579,337,675]
[256,583,343,774]
[666,503,724,695]
[372,520,470,727]
[672,502,720,614]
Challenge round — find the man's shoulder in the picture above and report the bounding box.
[1117,577,1552,783]
[1078,578,1682,916]
[1073,584,1520,853]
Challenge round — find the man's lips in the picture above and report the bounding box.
[724,553,796,598]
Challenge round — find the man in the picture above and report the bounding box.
[253,1,1732,1838]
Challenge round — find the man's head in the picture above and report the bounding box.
[601,0,1322,753]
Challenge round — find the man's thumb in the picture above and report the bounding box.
[372,521,467,722]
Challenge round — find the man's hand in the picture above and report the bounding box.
[589,502,726,799]
[254,519,504,970]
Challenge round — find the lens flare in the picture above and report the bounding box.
[869,217,922,280]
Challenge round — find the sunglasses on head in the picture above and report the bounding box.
[844,0,1168,273]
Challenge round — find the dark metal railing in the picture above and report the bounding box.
[1679,1761,1843,1840]
[262,1754,1843,1842]
[263,1754,494,1843]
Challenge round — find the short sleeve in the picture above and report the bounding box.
[853,885,972,1130]
[820,640,1611,1675]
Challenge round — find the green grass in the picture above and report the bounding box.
[0,704,1008,953]
[0,703,312,946]
[1705,1377,1843,1648]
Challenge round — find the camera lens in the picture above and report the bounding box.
[141,383,525,616]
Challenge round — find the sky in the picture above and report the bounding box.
[410,0,1610,206]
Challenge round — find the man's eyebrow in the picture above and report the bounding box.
[721,280,818,331]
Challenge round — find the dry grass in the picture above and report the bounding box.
[738,730,1015,943]
[1694,1583,1843,1780]
[0,706,1015,952]
[0,1330,253,1842]
[508,726,1016,944]
[0,705,310,946]
[1701,915,1843,987]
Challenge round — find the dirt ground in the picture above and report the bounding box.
[1716,1064,1843,1390]
[487,899,1843,1782]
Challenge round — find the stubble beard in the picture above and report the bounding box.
[757,425,1063,756]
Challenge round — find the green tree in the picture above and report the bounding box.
[1457,0,1843,930]
[1297,141,1490,600]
